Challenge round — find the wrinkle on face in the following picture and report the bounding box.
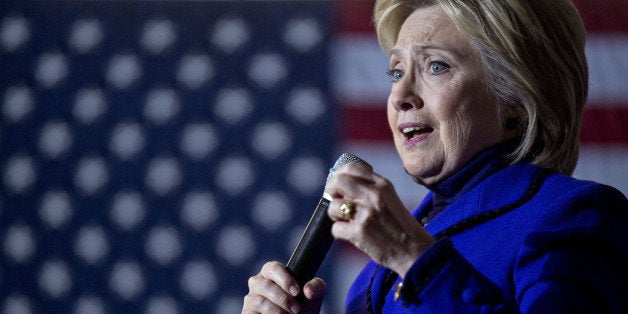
[387,5,508,185]
[390,6,471,62]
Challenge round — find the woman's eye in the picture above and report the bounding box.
[387,69,404,82]
[429,61,449,74]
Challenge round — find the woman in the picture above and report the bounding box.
[243,0,628,313]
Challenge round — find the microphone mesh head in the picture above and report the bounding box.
[326,152,372,183]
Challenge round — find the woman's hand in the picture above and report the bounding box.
[326,163,435,277]
[243,261,327,314]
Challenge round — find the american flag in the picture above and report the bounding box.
[0,1,626,313]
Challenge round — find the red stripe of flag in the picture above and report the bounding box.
[335,0,628,35]
[333,0,376,34]
[581,106,628,144]
[341,104,390,142]
[574,0,628,33]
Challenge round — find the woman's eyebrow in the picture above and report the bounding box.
[389,43,468,59]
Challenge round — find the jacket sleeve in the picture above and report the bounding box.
[397,187,628,313]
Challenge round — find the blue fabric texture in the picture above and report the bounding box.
[345,159,628,313]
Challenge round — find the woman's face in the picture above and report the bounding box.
[388,5,513,186]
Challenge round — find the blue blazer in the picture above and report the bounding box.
[345,163,628,313]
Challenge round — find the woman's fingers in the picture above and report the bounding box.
[243,261,301,314]
[325,164,435,276]
[247,276,299,313]
[243,292,295,314]
[303,277,327,300]
[326,163,374,201]
[299,278,327,314]
[260,261,300,297]
[242,265,328,314]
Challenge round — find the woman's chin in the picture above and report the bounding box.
[404,165,441,186]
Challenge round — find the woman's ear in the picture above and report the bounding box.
[503,116,520,131]
[502,106,522,131]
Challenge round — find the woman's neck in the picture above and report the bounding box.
[423,141,515,224]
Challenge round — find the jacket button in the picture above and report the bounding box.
[481,303,506,314]
[462,288,480,303]
[480,304,494,314]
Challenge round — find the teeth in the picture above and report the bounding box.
[402,126,424,134]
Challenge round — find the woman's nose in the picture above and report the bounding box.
[389,78,422,111]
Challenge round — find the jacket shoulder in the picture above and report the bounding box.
[534,167,628,212]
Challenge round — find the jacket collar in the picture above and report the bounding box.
[413,163,543,237]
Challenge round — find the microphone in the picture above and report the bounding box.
[286,152,372,287]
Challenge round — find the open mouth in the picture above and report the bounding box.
[401,125,433,140]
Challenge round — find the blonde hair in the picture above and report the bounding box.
[374,0,588,175]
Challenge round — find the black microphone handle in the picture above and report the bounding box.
[285,196,334,287]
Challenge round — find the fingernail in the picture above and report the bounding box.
[289,285,299,297]
[291,304,300,314]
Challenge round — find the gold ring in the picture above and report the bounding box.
[339,201,354,221]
